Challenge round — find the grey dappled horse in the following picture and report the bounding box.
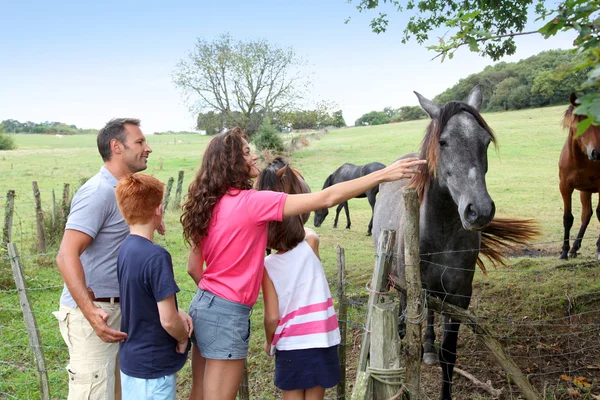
[373,86,537,400]
[313,162,386,236]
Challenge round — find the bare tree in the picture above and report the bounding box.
[173,34,310,134]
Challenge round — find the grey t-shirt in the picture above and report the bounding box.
[59,166,129,307]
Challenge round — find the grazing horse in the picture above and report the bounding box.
[373,85,538,400]
[559,93,600,260]
[313,162,386,236]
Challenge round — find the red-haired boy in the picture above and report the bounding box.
[115,174,192,399]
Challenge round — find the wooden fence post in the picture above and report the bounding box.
[163,177,174,210]
[238,359,249,400]
[173,170,184,209]
[3,190,15,245]
[32,181,46,253]
[8,243,50,400]
[403,187,423,398]
[51,189,56,230]
[337,245,347,400]
[352,229,396,399]
[370,301,403,399]
[61,183,70,221]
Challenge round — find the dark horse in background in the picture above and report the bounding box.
[559,93,600,260]
[373,85,538,400]
[313,162,386,236]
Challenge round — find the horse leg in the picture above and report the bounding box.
[366,192,377,236]
[423,309,438,365]
[569,191,593,259]
[439,316,461,400]
[333,203,344,228]
[343,202,351,229]
[560,184,574,260]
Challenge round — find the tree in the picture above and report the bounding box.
[347,0,600,131]
[331,110,347,127]
[252,118,285,152]
[0,124,16,150]
[173,34,310,135]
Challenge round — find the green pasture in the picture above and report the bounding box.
[1,104,599,399]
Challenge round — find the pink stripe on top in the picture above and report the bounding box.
[277,298,334,327]
[272,314,339,346]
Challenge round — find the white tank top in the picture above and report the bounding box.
[264,240,341,355]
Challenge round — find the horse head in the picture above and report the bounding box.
[565,93,600,161]
[256,161,311,224]
[412,85,496,230]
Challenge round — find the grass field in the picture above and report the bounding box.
[1,104,599,399]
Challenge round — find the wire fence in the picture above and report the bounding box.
[2,192,600,399]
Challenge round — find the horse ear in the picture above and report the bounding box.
[276,166,288,178]
[570,93,578,107]
[414,91,440,119]
[466,85,483,111]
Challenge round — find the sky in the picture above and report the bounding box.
[0,0,576,134]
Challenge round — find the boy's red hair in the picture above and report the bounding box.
[116,174,164,225]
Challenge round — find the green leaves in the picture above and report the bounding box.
[347,0,600,127]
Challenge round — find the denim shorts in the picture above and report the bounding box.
[120,371,175,400]
[188,289,252,360]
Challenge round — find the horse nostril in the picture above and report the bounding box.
[465,204,477,222]
[593,150,600,160]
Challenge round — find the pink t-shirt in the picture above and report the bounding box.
[198,189,288,306]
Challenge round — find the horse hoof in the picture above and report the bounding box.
[423,352,439,365]
[568,252,578,259]
[366,232,372,236]
[559,253,568,260]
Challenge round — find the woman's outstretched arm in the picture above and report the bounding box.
[282,157,426,217]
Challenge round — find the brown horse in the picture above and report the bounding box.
[559,93,600,260]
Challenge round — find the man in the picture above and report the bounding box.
[54,118,156,400]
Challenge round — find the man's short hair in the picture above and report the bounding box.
[116,174,164,225]
[97,118,141,162]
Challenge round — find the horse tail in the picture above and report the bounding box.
[477,217,541,273]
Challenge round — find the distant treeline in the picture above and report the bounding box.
[1,119,98,135]
[355,48,590,126]
[434,49,591,112]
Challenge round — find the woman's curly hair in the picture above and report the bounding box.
[181,127,253,246]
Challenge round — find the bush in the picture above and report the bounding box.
[0,134,16,150]
[252,119,284,152]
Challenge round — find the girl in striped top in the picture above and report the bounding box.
[259,165,341,399]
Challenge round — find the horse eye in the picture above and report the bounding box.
[439,140,448,147]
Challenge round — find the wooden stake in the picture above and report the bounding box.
[3,190,15,245]
[8,244,50,400]
[403,187,423,398]
[32,181,46,253]
[337,245,347,400]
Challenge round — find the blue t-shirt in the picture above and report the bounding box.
[117,234,187,379]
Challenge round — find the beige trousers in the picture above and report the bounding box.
[54,301,121,400]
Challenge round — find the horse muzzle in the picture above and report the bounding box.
[461,200,495,230]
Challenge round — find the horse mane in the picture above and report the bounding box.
[408,101,497,199]
[477,217,540,273]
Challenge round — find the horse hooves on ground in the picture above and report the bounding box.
[568,252,578,259]
[423,352,439,365]
[366,232,372,236]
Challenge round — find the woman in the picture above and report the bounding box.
[182,127,425,400]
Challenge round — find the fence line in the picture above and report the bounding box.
[2,186,600,398]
